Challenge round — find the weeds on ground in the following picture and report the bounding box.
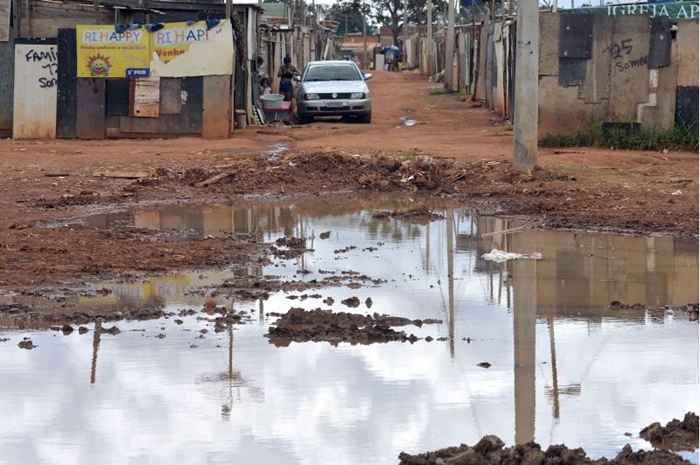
[540,122,699,152]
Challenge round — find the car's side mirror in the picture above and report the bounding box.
[293,76,301,82]
[363,73,373,81]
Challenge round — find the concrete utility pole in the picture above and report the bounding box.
[363,0,368,69]
[427,0,433,75]
[445,0,456,90]
[513,0,539,172]
[225,0,232,19]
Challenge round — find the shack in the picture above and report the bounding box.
[1,0,262,139]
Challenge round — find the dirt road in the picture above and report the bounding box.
[0,70,697,288]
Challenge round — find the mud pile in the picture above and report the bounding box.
[640,412,699,451]
[398,435,693,465]
[151,151,513,195]
[0,299,165,329]
[265,307,442,346]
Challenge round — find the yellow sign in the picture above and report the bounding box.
[150,20,234,78]
[76,25,149,78]
[151,21,210,64]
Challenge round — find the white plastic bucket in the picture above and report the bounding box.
[261,94,285,110]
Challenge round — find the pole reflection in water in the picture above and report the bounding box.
[513,259,537,445]
[447,209,455,358]
[90,319,102,385]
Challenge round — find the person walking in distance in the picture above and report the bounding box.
[278,56,299,101]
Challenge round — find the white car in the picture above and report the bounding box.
[295,60,372,124]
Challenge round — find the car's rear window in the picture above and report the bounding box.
[304,64,361,82]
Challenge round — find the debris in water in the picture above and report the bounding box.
[319,231,331,239]
[365,297,373,308]
[103,326,121,335]
[266,308,441,346]
[640,412,699,451]
[18,338,36,350]
[78,326,89,334]
[477,362,492,368]
[61,324,74,335]
[341,296,361,307]
[481,248,543,263]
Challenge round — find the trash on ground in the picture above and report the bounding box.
[481,248,543,263]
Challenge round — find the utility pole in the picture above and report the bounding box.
[513,0,539,172]
[427,0,433,75]
[403,0,409,63]
[225,0,232,19]
[445,0,456,90]
[363,0,368,69]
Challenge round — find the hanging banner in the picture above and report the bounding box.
[76,25,149,78]
[150,20,234,78]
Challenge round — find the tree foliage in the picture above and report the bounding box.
[327,0,374,35]
[370,0,448,44]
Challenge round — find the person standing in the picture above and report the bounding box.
[278,56,299,102]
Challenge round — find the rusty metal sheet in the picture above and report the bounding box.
[57,29,77,138]
[559,14,593,59]
[106,79,129,116]
[129,76,160,118]
[648,17,672,69]
[202,75,230,139]
[76,78,106,139]
[558,58,587,87]
[160,78,182,115]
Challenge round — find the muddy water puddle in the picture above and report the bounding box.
[2,197,699,464]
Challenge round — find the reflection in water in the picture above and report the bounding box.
[4,197,698,465]
[90,320,102,385]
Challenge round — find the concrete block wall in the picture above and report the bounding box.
[537,12,699,138]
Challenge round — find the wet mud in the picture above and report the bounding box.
[265,308,442,346]
[639,412,699,451]
[398,435,694,465]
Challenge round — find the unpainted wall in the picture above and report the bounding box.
[538,12,699,137]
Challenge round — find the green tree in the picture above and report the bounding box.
[371,0,448,45]
[327,0,373,35]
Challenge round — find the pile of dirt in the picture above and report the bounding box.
[398,435,693,465]
[0,299,166,328]
[151,151,491,195]
[265,307,442,346]
[640,412,699,451]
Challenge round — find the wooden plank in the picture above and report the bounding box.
[76,78,106,139]
[57,29,77,138]
[129,76,160,118]
[160,78,182,114]
[202,75,230,139]
[13,40,58,139]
